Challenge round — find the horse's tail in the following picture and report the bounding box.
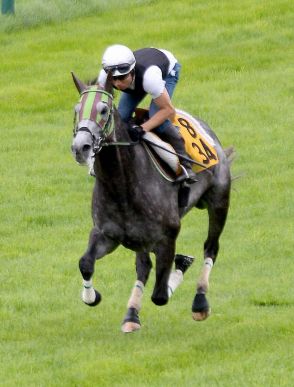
[224,146,235,166]
[224,146,244,181]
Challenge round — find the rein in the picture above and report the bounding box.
[100,138,207,168]
[101,140,137,147]
[75,86,206,168]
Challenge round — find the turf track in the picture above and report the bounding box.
[0,1,293,385]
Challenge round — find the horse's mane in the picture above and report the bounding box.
[86,73,114,96]
[104,73,114,96]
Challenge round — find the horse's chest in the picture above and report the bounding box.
[101,210,178,251]
[122,216,162,240]
[121,222,161,251]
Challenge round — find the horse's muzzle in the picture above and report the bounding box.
[71,130,93,165]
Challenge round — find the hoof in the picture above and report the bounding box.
[192,310,211,321]
[121,321,141,333]
[151,295,168,306]
[175,254,195,274]
[192,293,210,321]
[122,308,141,333]
[83,289,101,307]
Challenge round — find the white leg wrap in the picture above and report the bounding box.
[168,270,183,298]
[127,280,144,311]
[197,258,214,294]
[82,279,96,304]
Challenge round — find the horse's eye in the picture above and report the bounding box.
[101,106,108,115]
[96,101,108,116]
[74,103,81,113]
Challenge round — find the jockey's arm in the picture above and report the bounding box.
[141,89,175,132]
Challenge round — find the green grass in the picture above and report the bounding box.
[0,0,153,32]
[1,0,294,386]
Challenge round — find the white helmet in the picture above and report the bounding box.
[102,44,136,76]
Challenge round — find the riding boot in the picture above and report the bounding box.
[159,123,198,184]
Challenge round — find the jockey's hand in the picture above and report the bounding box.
[128,124,144,142]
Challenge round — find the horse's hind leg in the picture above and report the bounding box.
[79,227,118,306]
[167,254,195,297]
[122,252,152,333]
[192,197,230,321]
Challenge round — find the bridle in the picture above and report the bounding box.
[72,86,206,169]
[73,86,115,153]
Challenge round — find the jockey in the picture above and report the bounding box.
[98,44,197,184]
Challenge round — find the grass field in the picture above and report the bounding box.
[1,0,293,386]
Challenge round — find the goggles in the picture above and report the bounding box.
[103,63,133,75]
[112,73,130,81]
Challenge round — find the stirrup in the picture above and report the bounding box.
[175,165,198,184]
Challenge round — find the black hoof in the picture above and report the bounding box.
[84,290,101,307]
[151,295,168,306]
[192,293,209,313]
[122,307,141,326]
[175,254,195,274]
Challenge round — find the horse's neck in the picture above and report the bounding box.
[95,147,139,206]
[112,108,130,140]
[98,144,135,173]
[95,114,137,185]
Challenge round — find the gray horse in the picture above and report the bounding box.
[71,73,232,333]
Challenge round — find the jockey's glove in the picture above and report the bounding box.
[128,124,144,142]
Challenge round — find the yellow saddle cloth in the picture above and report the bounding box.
[135,108,219,175]
[173,109,219,172]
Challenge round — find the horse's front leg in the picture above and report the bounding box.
[152,239,176,306]
[122,252,152,333]
[79,227,118,306]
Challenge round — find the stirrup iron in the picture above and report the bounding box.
[175,165,198,184]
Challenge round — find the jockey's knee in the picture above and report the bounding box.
[154,119,173,135]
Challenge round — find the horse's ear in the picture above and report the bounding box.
[104,73,114,96]
[71,72,86,93]
[87,77,99,86]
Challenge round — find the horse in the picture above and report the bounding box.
[71,72,232,333]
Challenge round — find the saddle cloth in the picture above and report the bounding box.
[140,109,219,179]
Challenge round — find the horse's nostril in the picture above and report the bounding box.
[82,144,91,153]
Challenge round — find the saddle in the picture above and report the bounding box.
[134,108,219,183]
[142,131,182,182]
